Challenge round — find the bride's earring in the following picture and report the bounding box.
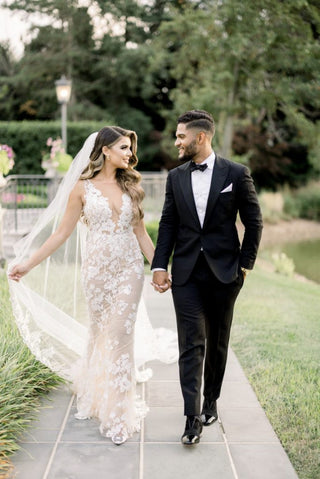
[102,146,110,161]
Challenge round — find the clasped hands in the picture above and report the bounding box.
[151,271,171,293]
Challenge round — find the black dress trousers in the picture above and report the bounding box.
[171,252,244,416]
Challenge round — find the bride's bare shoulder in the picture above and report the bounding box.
[70,179,86,199]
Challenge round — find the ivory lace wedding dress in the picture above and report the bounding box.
[73,180,147,441]
[8,132,178,444]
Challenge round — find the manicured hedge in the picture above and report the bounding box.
[0,120,113,174]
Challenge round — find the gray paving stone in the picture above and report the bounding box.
[17,389,72,444]
[143,286,176,330]
[144,406,183,443]
[220,380,261,408]
[17,427,60,443]
[28,405,69,430]
[223,349,252,385]
[219,407,279,443]
[143,444,235,479]
[11,443,53,478]
[201,421,225,443]
[147,360,180,381]
[229,443,299,479]
[225,348,239,365]
[40,385,73,407]
[47,443,140,479]
[146,380,182,407]
[223,354,250,383]
[61,407,141,443]
[223,366,249,383]
[61,409,106,442]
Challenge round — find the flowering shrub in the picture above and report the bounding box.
[0,144,15,176]
[42,138,72,175]
[271,252,295,277]
[1,193,25,205]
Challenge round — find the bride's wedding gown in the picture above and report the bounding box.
[73,180,147,441]
[9,178,178,443]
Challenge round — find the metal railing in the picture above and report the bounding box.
[0,175,61,235]
[141,171,167,219]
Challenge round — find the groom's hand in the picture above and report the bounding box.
[151,271,171,293]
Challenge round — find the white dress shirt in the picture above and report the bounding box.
[191,152,215,227]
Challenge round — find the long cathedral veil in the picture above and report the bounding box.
[8,132,177,383]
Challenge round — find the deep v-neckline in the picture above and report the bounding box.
[86,180,128,231]
[87,179,125,214]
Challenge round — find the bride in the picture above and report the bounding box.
[8,127,176,445]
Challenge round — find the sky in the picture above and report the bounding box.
[0,3,122,59]
[0,7,32,58]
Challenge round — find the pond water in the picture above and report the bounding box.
[265,239,320,284]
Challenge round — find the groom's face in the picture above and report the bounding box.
[175,123,199,162]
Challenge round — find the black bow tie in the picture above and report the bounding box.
[190,162,208,172]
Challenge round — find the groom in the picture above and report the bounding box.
[152,110,263,445]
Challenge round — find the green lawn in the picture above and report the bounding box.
[232,264,320,479]
[0,270,63,476]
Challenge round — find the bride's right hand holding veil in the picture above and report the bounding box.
[8,181,84,282]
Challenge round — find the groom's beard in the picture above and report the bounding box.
[178,140,198,162]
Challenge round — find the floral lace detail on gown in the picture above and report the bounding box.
[73,179,147,442]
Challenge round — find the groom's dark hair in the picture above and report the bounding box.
[178,110,215,138]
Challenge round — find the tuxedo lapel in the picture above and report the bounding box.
[177,162,201,228]
[203,156,229,229]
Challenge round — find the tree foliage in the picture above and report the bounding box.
[0,0,319,186]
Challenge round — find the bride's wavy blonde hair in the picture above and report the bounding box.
[81,126,145,223]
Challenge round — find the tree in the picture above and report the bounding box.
[146,0,320,184]
[0,42,18,120]
[0,0,180,167]
[1,0,319,182]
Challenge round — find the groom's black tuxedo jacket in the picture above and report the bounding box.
[152,156,263,285]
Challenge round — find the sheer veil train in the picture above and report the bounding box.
[8,132,178,384]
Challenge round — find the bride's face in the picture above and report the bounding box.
[103,136,132,169]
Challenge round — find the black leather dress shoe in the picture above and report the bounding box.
[181,415,203,445]
[201,399,218,426]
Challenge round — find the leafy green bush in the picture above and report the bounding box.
[284,183,320,221]
[0,271,63,473]
[145,220,159,245]
[144,221,159,265]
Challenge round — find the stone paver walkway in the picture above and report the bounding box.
[11,279,298,479]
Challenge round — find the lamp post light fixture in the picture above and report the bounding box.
[55,75,72,151]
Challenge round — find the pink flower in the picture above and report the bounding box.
[0,144,15,175]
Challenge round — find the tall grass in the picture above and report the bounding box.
[232,265,320,479]
[0,271,63,477]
